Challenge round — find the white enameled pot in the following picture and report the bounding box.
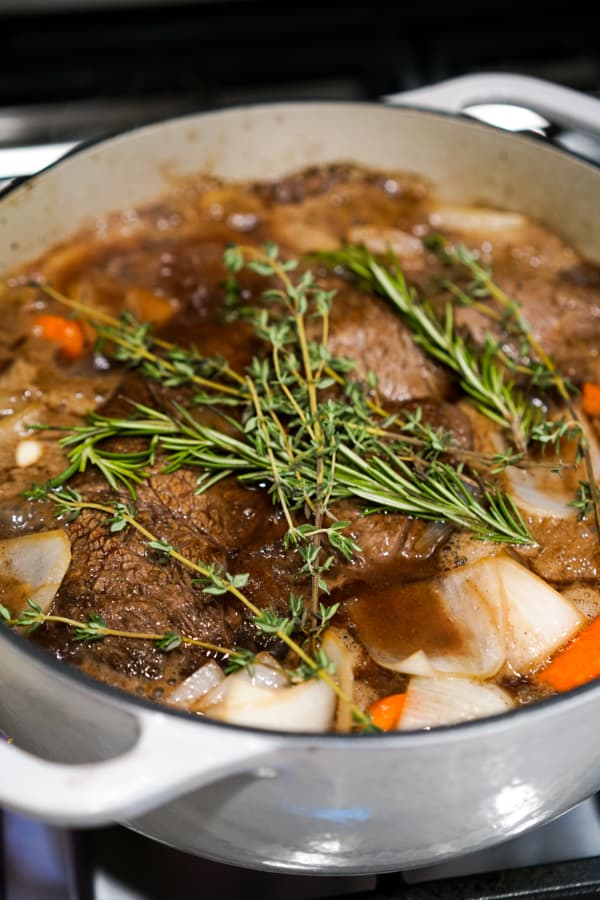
[2,74,600,875]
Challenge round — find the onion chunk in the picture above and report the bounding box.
[398,675,514,731]
[0,530,71,616]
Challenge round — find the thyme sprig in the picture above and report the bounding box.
[5,597,250,657]
[24,487,375,731]
[35,283,245,400]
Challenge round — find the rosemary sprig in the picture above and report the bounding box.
[29,398,532,545]
[316,244,539,451]
[427,236,600,535]
[335,445,530,544]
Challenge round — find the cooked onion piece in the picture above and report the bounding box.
[505,466,580,519]
[0,530,71,616]
[202,671,336,732]
[370,648,437,677]
[322,628,359,732]
[499,557,585,674]
[361,556,583,681]
[345,225,424,262]
[398,675,514,730]
[166,660,225,708]
[358,557,507,680]
[247,653,290,689]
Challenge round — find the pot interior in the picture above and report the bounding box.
[1,102,600,272]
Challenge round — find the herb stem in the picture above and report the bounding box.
[12,612,234,655]
[35,283,245,397]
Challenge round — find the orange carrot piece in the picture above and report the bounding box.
[537,616,600,692]
[33,314,85,359]
[125,288,175,327]
[367,692,407,731]
[582,382,600,416]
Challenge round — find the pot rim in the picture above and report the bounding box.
[2,95,600,745]
[1,96,599,207]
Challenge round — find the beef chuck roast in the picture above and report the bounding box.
[325,283,452,403]
[32,469,281,694]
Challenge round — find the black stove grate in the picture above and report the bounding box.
[358,859,600,899]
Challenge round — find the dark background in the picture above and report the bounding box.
[0,0,598,149]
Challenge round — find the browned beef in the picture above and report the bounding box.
[448,258,600,386]
[326,283,452,403]
[515,516,600,585]
[32,469,287,696]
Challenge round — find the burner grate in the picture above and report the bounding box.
[353,858,600,899]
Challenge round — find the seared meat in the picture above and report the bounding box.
[326,284,451,403]
[32,471,279,693]
[516,517,600,585]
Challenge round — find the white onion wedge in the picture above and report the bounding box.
[204,676,336,732]
[398,675,514,730]
[505,466,579,519]
[167,661,225,708]
[0,530,71,615]
[363,558,506,679]
[499,557,585,674]
[364,556,583,680]
[370,648,437,677]
[250,653,289,690]
[322,628,357,732]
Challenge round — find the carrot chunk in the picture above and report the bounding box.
[367,692,406,731]
[537,616,600,692]
[582,382,600,416]
[33,314,85,359]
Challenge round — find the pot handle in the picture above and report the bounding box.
[0,707,275,827]
[384,73,600,139]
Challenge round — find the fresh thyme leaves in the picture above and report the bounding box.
[253,595,340,644]
[290,647,336,684]
[223,647,256,675]
[570,480,594,520]
[24,487,374,731]
[8,598,246,659]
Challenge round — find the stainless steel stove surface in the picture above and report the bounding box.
[5,799,600,899]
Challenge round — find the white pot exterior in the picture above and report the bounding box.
[2,96,600,873]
